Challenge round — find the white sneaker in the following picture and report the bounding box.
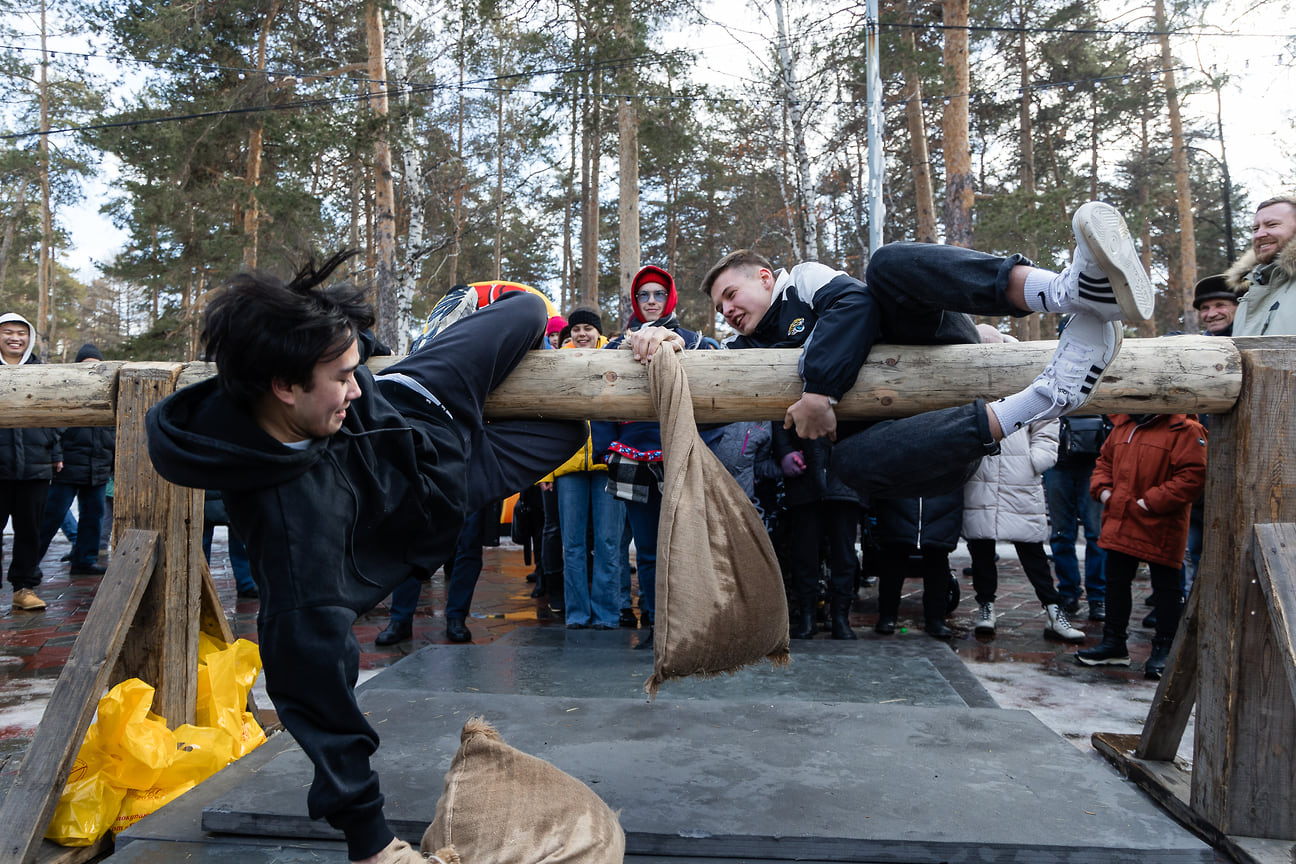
[1066,202,1155,322]
[974,601,996,635]
[1044,603,1085,642]
[1018,313,1121,429]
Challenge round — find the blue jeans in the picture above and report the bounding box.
[625,486,662,623]
[38,482,106,570]
[444,506,487,621]
[1044,464,1106,603]
[828,244,1028,503]
[556,472,621,628]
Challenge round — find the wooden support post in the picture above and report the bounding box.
[0,530,159,864]
[1194,349,1296,839]
[111,363,204,728]
[1136,580,1200,762]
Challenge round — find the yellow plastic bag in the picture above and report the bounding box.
[85,678,177,791]
[197,636,265,757]
[44,759,126,846]
[46,638,266,846]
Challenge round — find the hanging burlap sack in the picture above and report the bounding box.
[421,717,625,864]
[645,345,790,698]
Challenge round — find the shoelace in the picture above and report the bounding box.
[1037,339,1094,406]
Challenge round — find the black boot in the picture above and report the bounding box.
[790,607,817,639]
[924,618,953,639]
[1145,636,1173,680]
[1075,633,1129,666]
[874,616,897,635]
[830,601,857,640]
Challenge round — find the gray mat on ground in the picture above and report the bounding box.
[359,629,994,708]
[201,691,1213,862]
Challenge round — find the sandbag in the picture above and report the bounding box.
[421,716,625,863]
[645,345,789,698]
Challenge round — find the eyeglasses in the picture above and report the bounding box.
[636,290,667,303]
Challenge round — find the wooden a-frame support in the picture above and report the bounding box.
[1094,346,1296,864]
[0,365,261,864]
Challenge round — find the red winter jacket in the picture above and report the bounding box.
[1090,413,1207,568]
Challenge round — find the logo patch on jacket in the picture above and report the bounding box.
[787,318,806,336]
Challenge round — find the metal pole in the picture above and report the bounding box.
[865,0,885,258]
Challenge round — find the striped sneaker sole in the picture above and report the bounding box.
[1073,202,1155,322]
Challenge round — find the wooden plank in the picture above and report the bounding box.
[1253,523,1296,715]
[1194,349,1296,839]
[30,836,111,864]
[1137,581,1201,761]
[1093,732,1213,846]
[0,530,159,864]
[0,336,1244,426]
[112,364,203,728]
[1221,835,1296,864]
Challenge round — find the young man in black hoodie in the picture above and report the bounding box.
[146,252,583,864]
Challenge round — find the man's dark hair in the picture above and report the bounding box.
[202,250,374,407]
[700,249,772,297]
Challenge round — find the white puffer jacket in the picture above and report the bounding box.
[961,418,1058,543]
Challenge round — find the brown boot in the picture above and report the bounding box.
[12,589,46,611]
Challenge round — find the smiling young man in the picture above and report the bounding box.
[146,252,583,864]
[1,312,63,612]
[629,202,1154,508]
[1228,193,1296,336]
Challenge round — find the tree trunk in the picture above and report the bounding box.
[385,0,423,351]
[901,27,936,244]
[941,0,973,248]
[494,38,505,281]
[617,83,640,328]
[580,71,601,310]
[563,86,577,313]
[447,20,467,290]
[1013,8,1039,341]
[242,2,278,271]
[36,0,51,361]
[366,1,398,346]
[1156,0,1197,332]
[774,0,818,261]
[0,179,30,309]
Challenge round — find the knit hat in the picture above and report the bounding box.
[566,306,603,333]
[1191,274,1236,310]
[546,315,568,336]
[75,343,103,362]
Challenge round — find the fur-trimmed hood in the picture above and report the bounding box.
[1227,233,1296,294]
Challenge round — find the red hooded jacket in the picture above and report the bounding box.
[1090,413,1207,568]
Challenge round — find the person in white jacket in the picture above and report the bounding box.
[962,326,1085,642]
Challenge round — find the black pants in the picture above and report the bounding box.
[1103,549,1183,642]
[786,500,860,606]
[876,543,951,621]
[1,479,49,589]
[967,538,1061,607]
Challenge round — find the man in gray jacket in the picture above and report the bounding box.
[1229,193,1296,336]
[0,312,63,611]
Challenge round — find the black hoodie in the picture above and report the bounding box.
[145,364,468,857]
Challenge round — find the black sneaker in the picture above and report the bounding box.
[1087,601,1106,621]
[1075,640,1130,666]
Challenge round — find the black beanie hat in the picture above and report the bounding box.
[75,343,103,362]
[566,307,603,333]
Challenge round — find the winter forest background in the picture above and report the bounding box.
[1,0,1293,361]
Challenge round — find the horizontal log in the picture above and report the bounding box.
[0,335,1242,426]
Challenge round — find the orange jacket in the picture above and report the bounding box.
[1091,414,1207,568]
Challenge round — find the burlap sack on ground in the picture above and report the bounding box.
[421,717,626,864]
[645,346,790,698]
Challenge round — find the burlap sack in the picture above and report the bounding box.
[645,346,790,698]
[421,717,625,863]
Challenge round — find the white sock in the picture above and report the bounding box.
[1022,268,1061,313]
[989,381,1054,434]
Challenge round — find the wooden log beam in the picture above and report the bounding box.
[0,335,1243,426]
